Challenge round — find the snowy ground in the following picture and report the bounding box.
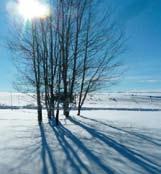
[0,109,161,174]
[0,93,161,174]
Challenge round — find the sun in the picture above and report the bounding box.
[17,0,50,20]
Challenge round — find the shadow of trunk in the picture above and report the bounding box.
[39,124,57,174]
[49,120,114,174]
[68,117,161,174]
[79,115,161,146]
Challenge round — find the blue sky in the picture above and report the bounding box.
[0,0,161,92]
[112,0,161,91]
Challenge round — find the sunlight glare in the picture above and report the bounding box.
[17,0,50,20]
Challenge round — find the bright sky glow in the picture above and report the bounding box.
[17,0,50,20]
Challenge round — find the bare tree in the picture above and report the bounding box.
[9,0,124,124]
[8,20,44,123]
[54,0,124,116]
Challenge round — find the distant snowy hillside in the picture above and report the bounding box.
[0,92,161,110]
[0,92,36,107]
[85,92,161,109]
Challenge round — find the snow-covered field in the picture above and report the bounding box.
[0,93,161,174]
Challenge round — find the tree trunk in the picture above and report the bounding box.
[63,101,69,118]
[38,106,42,123]
[50,99,55,118]
[47,109,52,120]
[56,104,59,126]
[77,105,81,116]
[37,91,42,123]
[77,96,82,116]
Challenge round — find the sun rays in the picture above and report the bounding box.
[17,0,50,20]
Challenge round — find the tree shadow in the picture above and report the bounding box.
[9,124,58,174]
[68,117,161,174]
[8,145,40,174]
[49,120,115,174]
[79,115,161,147]
[5,123,58,174]
[39,123,57,174]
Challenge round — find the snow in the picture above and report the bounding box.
[76,110,161,129]
[0,93,161,174]
[84,93,161,110]
[0,92,36,107]
[1,92,161,110]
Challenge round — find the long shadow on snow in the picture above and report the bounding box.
[79,115,161,147]
[39,124,57,174]
[49,120,114,174]
[68,117,161,174]
[4,124,57,174]
[8,145,40,173]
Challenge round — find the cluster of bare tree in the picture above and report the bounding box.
[9,0,124,125]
